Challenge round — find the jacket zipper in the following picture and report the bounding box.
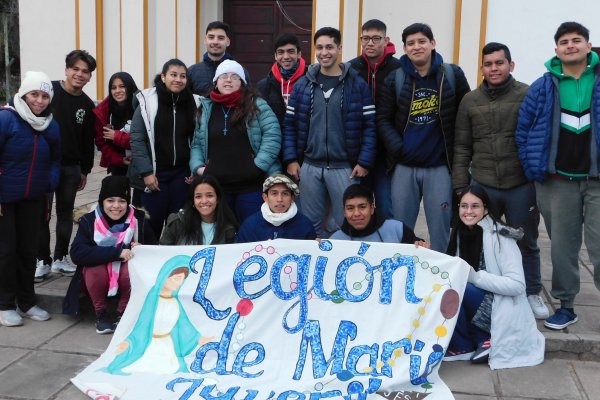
[25,134,39,198]
[438,70,452,170]
[172,97,177,167]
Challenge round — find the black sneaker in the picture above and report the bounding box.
[112,312,123,331]
[96,310,115,334]
[471,340,491,364]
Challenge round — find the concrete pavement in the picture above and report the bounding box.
[1,160,598,399]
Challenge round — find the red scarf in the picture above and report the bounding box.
[210,89,242,108]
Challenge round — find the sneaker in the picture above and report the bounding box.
[0,310,24,327]
[443,349,474,362]
[113,312,123,331]
[51,256,76,276]
[544,308,578,330]
[96,310,115,334]
[471,340,491,364]
[34,259,51,283]
[17,305,51,321]
[527,294,550,319]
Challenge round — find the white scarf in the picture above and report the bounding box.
[260,202,298,227]
[12,94,53,132]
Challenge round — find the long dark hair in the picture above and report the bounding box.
[108,72,139,128]
[230,83,260,127]
[181,175,239,245]
[447,185,492,257]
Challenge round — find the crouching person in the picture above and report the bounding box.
[236,174,316,242]
[331,184,429,247]
[63,176,157,334]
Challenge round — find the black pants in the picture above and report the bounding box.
[0,197,44,311]
[38,165,81,262]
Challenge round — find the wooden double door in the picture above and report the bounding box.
[224,0,313,83]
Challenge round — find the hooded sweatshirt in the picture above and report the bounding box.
[545,51,599,178]
[397,51,446,167]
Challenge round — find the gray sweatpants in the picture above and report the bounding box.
[298,163,358,237]
[535,178,600,308]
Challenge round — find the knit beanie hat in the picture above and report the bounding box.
[263,174,300,196]
[17,71,54,100]
[213,59,247,85]
[99,175,131,205]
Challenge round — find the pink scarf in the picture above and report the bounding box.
[93,205,137,296]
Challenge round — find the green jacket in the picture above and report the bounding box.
[453,76,529,190]
[189,96,282,176]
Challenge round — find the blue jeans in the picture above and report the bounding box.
[225,191,263,224]
[448,283,490,353]
[473,180,541,295]
[536,178,600,308]
[391,164,452,252]
[141,166,190,239]
[364,161,393,219]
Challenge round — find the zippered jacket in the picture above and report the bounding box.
[282,63,377,169]
[516,58,600,182]
[0,107,61,203]
[129,86,200,189]
[189,96,282,176]
[376,51,470,171]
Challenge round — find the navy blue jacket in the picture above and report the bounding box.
[376,51,470,171]
[0,107,60,203]
[282,63,377,169]
[235,210,316,242]
[516,67,600,182]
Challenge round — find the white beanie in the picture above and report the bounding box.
[18,71,54,100]
[212,59,246,85]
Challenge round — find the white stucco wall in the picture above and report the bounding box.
[486,0,600,85]
[18,0,600,100]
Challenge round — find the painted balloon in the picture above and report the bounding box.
[237,298,254,316]
[440,289,460,319]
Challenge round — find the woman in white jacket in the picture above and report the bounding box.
[444,185,545,369]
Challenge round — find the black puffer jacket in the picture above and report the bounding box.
[376,51,470,171]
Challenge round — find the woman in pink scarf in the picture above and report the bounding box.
[65,176,156,334]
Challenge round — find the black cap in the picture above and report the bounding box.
[99,175,131,205]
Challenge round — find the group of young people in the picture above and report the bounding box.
[1,18,598,372]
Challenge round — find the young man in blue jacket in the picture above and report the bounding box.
[516,22,600,330]
[283,27,377,237]
[236,175,316,242]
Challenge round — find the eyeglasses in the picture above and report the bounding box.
[217,73,241,81]
[459,203,483,211]
[360,35,384,44]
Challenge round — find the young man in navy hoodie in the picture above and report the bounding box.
[377,23,470,252]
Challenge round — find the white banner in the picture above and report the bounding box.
[72,239,469,400]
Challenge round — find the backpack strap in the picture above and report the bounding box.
[442,63,456,93]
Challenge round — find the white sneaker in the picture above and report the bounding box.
[34,259,51,282]
[51,256,76,276]
[17,305,51,321]
[528,294,550,319]
[0,310,24,327]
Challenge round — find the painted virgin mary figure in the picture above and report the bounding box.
[105,255,206,375]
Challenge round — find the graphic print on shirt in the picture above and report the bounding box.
[409,88,439,125]
[76,109,86,124]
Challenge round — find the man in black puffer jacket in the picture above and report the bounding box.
[348,19,400,219]
[376,22,470,252]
